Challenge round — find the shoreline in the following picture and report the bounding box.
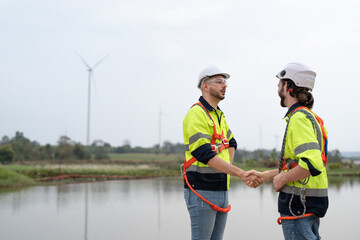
[1,163,359,189]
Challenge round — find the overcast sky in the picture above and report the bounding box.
[1,0,360,152]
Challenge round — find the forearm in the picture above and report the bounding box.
[207,155,245,179]
[281,166,311,184]
[273,165,311,191]
[263,169,279,181]
[229,147,235,164]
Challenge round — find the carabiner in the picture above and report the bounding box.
[211,144,222,154]
[180,164,184,176]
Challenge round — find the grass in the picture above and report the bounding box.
[326,168,360,176]
[0,166,36,188]
[108,153,184,163]
[4,164,178,179]
[1,153,360,189]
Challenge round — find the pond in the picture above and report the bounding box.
[0,177,359,240]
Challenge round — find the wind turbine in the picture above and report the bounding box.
[158,105,169,148]
[76,51,109,146]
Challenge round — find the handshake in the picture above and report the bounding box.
[240,169,286,192]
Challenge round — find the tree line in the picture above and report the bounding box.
[0,132,185,164]
[0,131,346,165]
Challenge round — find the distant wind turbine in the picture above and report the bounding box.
[75,51,109,146]
[158,105,169,148]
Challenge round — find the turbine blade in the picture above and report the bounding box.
[74,50,91,69]
[92,55,109,70]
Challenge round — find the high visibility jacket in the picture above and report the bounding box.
[278,103,329,218]
[183,97,236,191]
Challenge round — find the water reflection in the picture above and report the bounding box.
[0,176,359,240]
[84,183,88,240]
[328,175,360,190]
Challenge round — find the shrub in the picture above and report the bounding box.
[0,145,15,164]
[327,162,342,170]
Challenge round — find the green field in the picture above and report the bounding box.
[1,152,359,189]
[108,153,184,162]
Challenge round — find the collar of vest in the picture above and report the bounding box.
[199,96,222,112]
[284,102,306,118]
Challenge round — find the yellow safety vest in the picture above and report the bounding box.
[183,101,234,190]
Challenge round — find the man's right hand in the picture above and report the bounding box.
[244,170,268,188]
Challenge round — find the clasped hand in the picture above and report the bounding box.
[244,170,286,191]
[242,170,264,188]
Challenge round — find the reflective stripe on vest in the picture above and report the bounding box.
[187,165,223,174]
[281,185,328,197]
[184,132,211,151]
[184,129,232,151]
[294,142,320,156]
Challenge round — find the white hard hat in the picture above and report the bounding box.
[197,65,230,89]
[276,62,316,91]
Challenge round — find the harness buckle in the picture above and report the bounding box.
[222,138,229,148]
[211,144,222,154]
[287,163,292,169]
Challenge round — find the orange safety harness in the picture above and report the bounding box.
[181,102,231,213]
[277,106,328,225]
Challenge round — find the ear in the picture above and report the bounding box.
[286,82,295,97]
[202,81,209,92]
[286,81,291,90]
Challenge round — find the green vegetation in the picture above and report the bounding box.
[108,152,183,162]
[2,152,359,189]
[1,131,359,189]
[0,166,36,188]
[4,164,168,178]
[0,132,185,163]
[0,145,15,164]
[0,152,184,188]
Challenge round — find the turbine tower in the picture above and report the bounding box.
[158,105,169,148]
[76,52,108,146]
[158,106,163,148]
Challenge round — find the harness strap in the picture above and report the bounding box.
[193,102,230,154]
[277,213,315,225]
[281,162,298,171]
[183,157,197,170]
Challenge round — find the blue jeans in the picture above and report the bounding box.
[184,189,228,240]
[281,214,321,240]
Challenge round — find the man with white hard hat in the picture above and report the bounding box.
[182,65,261,240]
[246,62,329,240]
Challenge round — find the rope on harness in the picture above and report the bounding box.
[288,178,309,218]
[182,168,231,213]
[277,213,315,225]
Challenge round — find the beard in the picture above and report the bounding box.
[278,86,286,107]
[210,87,225,100]
[280,95,286,107]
